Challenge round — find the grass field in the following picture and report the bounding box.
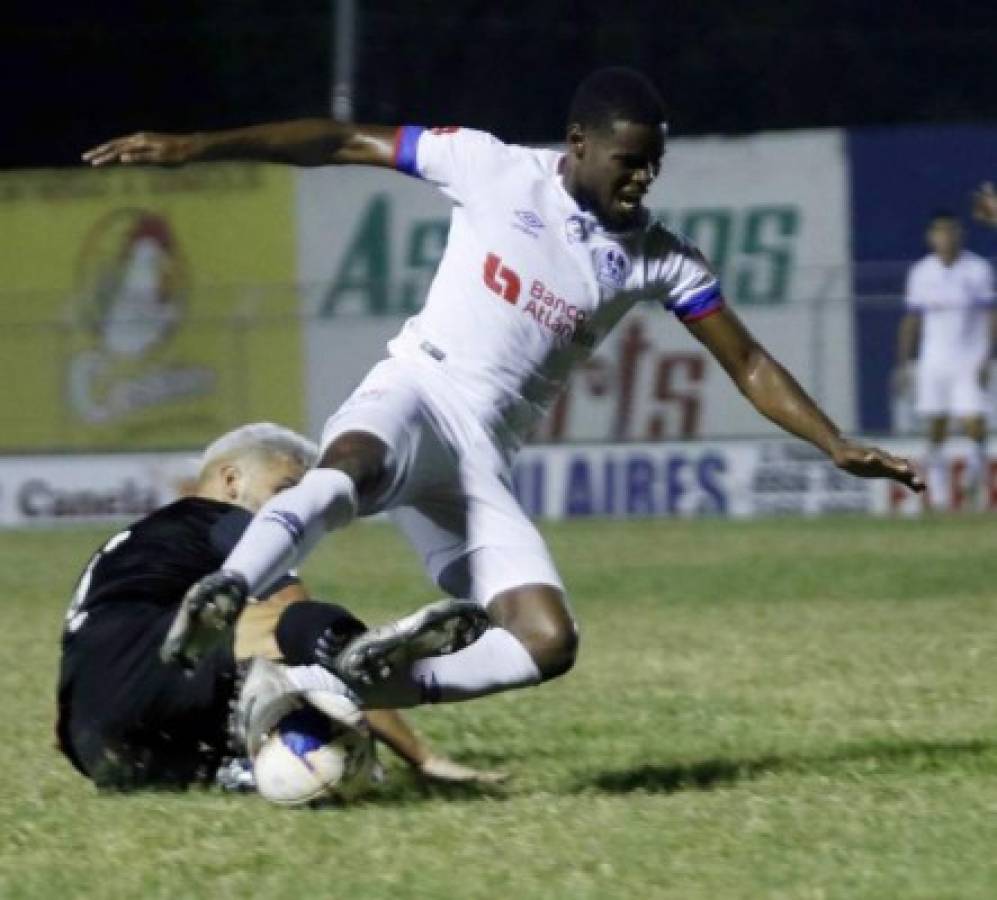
[3,514,997,899]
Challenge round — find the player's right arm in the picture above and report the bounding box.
[364,710,507,786]
[82,120,398,168]
[893,263,924,394]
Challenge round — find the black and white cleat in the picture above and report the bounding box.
[233,657,307,758]
[160,570,250,670]
[322,599,491,687]
[215,756,256,793]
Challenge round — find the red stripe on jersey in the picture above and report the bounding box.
[681,299,726,324]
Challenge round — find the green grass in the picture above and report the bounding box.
[3,515,997,899]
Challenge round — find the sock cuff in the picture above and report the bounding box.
[275,599,366,665]
[301,468,358,528]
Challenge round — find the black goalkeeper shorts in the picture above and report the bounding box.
[56,602,236,789]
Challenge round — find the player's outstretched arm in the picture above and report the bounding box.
[365,709,508,786]
[82,120,397,168]
[687,306,925,492]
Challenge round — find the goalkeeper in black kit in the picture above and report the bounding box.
[56,423,502,790]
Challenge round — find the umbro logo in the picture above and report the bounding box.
[512,209,544,237]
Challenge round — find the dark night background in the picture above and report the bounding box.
[5,0,997,169]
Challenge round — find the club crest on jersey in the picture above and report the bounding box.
[512,210,544,237]
[594,246,631,289]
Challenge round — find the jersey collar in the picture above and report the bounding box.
[552,154,649,239]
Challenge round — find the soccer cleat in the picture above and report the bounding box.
[160,570,250,669]
[215,756,256,793]
[232,656,307,758]
[322,599,491,688]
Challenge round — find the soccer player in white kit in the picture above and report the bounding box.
[896,211,996,506]
[86,68,924,710]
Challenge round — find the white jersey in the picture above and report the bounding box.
[905,251,995,368]
[387,126,724,452]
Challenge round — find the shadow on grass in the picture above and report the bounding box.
[80,762,512,807]
[576,738,996,795]
[327,769,511,809]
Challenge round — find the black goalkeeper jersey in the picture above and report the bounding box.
[65,497,254,620]
[56,496,294,783]
[59,496,296,690]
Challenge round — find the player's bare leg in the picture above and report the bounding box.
[925,415,949,509]
[318,430,395,500]
[487,584,579,680]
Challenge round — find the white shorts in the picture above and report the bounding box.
[320,355,563,605]
[916,361,989,418]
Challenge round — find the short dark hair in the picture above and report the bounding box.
[928,208,959,225]
[568,67,666,132]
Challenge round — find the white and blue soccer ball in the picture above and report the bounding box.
[252,698,375,806]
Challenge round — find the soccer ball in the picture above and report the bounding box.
[252,699,375,806]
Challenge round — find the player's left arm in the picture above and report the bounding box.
[686,306,924,491]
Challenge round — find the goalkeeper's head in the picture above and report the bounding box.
[197,423,318,512]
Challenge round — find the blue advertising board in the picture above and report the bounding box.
[848,124,997,432]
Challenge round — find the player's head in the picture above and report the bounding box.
[563,67,667,231]
[197,422,318,511]
[926,209,963,259]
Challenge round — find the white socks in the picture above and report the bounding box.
[359,626,542,709]
[225,468,357,596]
[286,663,353,699]
[284,626,541,711]
[925,446,948,508]
[966,441,987,491]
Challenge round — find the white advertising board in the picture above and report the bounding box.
[0,453,198,527]
[509,438,988,520]
[0,438,984,529]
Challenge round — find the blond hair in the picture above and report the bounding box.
[199,422,318,475]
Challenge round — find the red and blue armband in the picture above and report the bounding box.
[393,125,425,176]
[673,284,725,323]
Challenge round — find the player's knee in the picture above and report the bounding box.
[530,615,578,681]
[965,417,986,442]
[927,417,949,445]
[488,585,579,682]
[319,431,391,502]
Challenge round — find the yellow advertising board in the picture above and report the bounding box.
[0,164,302,450]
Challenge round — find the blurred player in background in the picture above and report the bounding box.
[57,423,501,789]
[974,182,997,227]
[85,67,923,717]
[895,211,996,507]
